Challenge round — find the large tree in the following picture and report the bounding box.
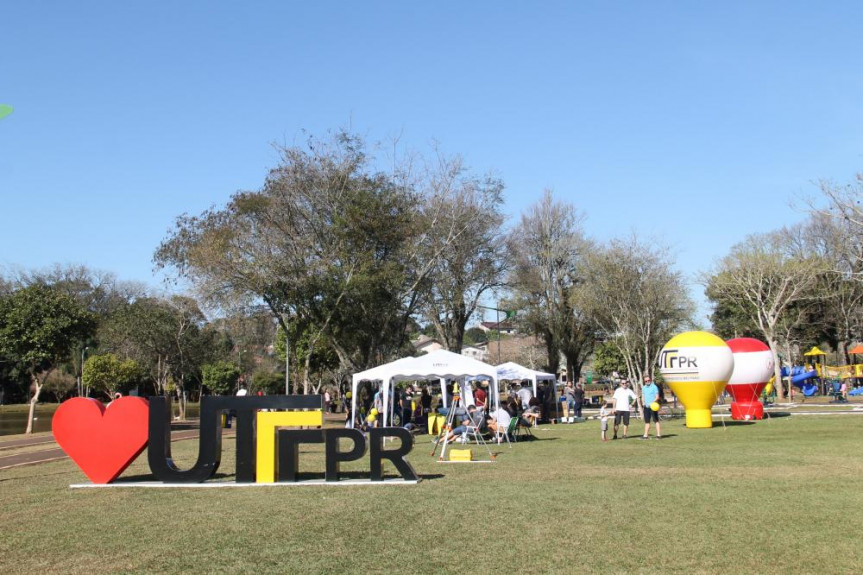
[0,285,95,433]
[156,131,473,388]
[99,295,213,413]
[581,235,693,391]
[507,190,596,378]
[421,154,508,352]
[809,174,863,283]
[794,211,863,362]
[704,230,825,400]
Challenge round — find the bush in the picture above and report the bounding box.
[251,371,285,395]
[201,361,239,395]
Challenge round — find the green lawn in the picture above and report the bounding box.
[2,415,862,574]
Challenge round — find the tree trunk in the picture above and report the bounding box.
[303,354,312,395]
[783,341,795,402]
[767,340,784,401]
[25,374,42,435]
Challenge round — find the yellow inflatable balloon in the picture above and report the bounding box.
[650,402,660,412]
[658,331,733,428]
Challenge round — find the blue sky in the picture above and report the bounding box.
[1,1,862,325]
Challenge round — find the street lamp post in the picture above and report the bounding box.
[237,348,244,392]
[79,346,88,397]
[477,305,512,365]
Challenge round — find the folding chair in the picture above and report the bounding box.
[514,416,534,441]
[496,416,518,447]
[462,416,490,446]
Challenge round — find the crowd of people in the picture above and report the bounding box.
[344,376,669,445]
[345,380,554,441]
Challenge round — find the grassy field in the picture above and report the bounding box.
[1,415,862,574]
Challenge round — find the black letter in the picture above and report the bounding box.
[325,428,366,482]
[148,395,322,483]
[277,429,324,482]
[148,396,222,483]
[369,427,417,482]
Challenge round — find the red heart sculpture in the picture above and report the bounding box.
[52,397,149,484]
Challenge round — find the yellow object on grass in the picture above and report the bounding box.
[256,410,323,483]
[449,449,472,462]
[428,413,445,435]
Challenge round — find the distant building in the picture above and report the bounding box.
[484,335,546,369]
[461,345,487,362]
[478,321,517,335]
[413,335,444,354]
[413,335,488,362]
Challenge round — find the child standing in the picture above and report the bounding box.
[600,401,611,441]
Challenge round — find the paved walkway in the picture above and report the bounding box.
[0,423,233,472]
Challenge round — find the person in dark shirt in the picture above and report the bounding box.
[420,386,432,413]
[572,383,585,418]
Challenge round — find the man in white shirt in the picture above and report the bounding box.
[516,382,533,409]
[488,405,512,439]
[611,380,637,440]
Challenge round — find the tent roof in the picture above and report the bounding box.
[848,344,863,355]
[495,361,556,381]
[390,349,498,381]
[352,349,499,383]
[803,346,828,356]
[353,356,416,383]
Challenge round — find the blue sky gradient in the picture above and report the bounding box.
[2,2,862,324]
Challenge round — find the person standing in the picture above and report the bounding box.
[563,383,575,422]
[323,389,331,413]
[599,400,611,441]
[640,375,661,440]
[474,382,488,411]
[612,380,637,440]
[402,385,414,425]
[573,383,585,419]
[420,386,432,414]
[516,382,533,410]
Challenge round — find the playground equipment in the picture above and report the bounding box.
[781,366,819,396]
[659,331,733,429]
[726,338,773,420]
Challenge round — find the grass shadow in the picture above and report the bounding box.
[418,473,445,481]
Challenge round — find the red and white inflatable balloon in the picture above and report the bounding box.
[726,338,774,420]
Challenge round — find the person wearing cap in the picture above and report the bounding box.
[611,380,637,439]
[640,375,661,440]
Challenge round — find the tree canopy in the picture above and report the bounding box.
[0,284,96,432]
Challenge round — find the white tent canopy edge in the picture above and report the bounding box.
[350,350,500,428]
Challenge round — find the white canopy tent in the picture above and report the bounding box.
[495,361,557,396]
[351,350,500,428]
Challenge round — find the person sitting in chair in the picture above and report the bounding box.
[434,404,486,444]
[488,405,512,435]
[522,396,542,426]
